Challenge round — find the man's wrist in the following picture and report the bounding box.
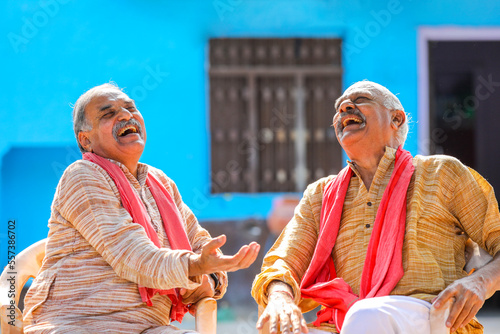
[269,290,294,300]
[188,253,202,276]
[267,280,294,301]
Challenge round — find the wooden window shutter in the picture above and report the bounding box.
[209,38,343,193]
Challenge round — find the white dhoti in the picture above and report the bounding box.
[307,296,446,334]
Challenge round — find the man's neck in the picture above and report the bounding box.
[107,156,140,179]
[347,147,387,190]
[125,163,139,179]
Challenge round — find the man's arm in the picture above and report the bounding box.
[57,162,203,290]
[160,173,259,301]
[433,252,500,332]
[434,163,500,332]
[252,180,326,333]
[164,174,228,298]
[58,162,259,291]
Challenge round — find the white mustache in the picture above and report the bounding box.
[112,119,143,140]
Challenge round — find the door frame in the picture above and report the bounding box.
[417,27,500,155]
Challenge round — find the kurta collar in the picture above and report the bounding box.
[104,158,149,189]
[346,146,397,187]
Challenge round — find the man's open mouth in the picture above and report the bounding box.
[117,125,139,137]
[341,116,363,129]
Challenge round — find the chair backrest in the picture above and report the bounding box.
[0,238,46,334]
[0,239,217,334]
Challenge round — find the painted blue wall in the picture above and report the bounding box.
[2,0,500,260]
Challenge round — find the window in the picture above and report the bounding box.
[209,38,343,193]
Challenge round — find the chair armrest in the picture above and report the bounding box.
[0,238,47,333]
[194,297,217,334]
[0,239,46,306]
[0,304,23,334]
[464,239,493,274]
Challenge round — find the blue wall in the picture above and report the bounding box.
[2,0,500,259]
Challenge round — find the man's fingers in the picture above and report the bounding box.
[234,243,260,269]
[188,303,197,315]
[202,235,227,254]
[458,303,481,330]
[433,288,455,309]
[301,317,309,333]
[197,240,261,274]
[256,311,270,329]
[224,243,260,272]
[290,312,302,334]
[221,245,250,272]
[446,294,466,329]
[452,304,474,332]
[269,312,279,334]
[449,294,482,331]
[279,310,291,334]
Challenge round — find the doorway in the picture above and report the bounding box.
[419,28,500,310]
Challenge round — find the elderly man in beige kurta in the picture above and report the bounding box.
[23,83,260,334]
[252,81,500,334]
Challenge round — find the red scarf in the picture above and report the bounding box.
[300,147,414,331]
[83,153,191,323]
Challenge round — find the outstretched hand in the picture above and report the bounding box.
[188,235,260,276]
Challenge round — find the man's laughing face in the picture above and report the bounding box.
[79,89,147,169]
[332,84,394,151]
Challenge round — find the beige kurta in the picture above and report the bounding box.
[23,159,227,334]
[252,147,500,333]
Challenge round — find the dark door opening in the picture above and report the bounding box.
[429,41,500,310]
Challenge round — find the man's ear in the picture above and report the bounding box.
[391,110,406,129]
[78,131,91,152]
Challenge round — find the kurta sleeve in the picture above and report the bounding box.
[54,161,201,291]
[444,159,500,257]
[251,179,326,311]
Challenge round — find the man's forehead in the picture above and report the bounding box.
[89,91,133,107]
[335,83,385,108]
[343,83,381,98]
[84,90,134,119]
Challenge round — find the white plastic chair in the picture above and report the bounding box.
[0,239,217,334]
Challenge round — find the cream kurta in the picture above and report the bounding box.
[252,147,500,334]
[24,159,227,334]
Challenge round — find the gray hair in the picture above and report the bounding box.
[335,80,409,146]
[72,83,123,153]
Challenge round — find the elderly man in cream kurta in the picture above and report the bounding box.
[23,83,260,334]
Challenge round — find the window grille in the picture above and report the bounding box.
[209,38,343,193]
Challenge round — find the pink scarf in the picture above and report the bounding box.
[300,147,414,331]
[83,153,191,323]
